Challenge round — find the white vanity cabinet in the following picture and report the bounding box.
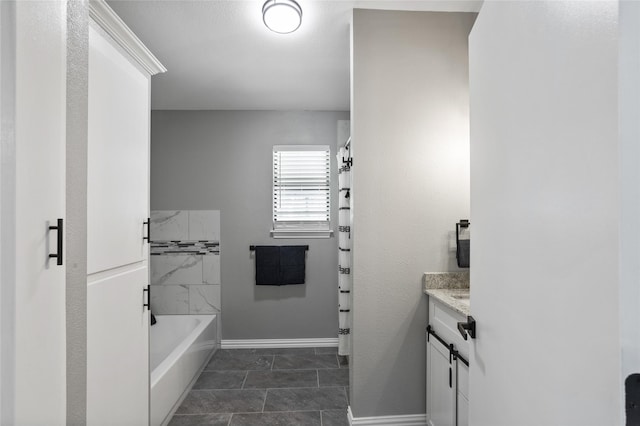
[426,296,470,426]
[426,333,456,426]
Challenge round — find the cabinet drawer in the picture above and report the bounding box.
[429,297,469,359]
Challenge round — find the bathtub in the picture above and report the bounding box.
[150,314,218,426]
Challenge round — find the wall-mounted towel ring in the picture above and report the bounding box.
[456,220,470,268]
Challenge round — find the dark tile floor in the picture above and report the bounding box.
[169,347,350,426]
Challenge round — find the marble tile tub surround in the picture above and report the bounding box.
[150,210,221,316]
[151,210,220,241]
[423,272,470,316]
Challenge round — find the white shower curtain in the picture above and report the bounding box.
[337,142,352,356]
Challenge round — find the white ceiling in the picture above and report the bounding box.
[108,0,481,111]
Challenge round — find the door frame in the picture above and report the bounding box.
[0,1,17,422]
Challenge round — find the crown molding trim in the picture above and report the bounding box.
[89,0,166,76]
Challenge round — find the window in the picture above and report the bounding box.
[272,145,332,238]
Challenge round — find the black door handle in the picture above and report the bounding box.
[49,218,63,266]
[143,218,150,242]
[457,315,476,340]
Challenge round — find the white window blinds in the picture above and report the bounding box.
[273,145,331,232]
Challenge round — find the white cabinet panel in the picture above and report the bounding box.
[427,334,456,426]
[457,361,469,426]
[87,267,149,426]
[457,393,469,426]
[430,299,468,359]
[427,297,470,426]
[87,25,149,274]
[86,14,159,425]
[11,2,67,423]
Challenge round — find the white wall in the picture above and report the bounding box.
[469,1,620,424]
[0,2,16,422]
[619,0,640,417]
[350,9,475,417]
[66,1,89,423]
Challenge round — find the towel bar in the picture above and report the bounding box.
[250,245,309,251]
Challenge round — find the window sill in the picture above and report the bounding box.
[270,229,334,239]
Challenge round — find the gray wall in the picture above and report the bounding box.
[151,110,349,339]
[350,9,475,417]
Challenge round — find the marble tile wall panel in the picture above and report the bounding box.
[189,285,221,314]
[189,210,221,241]
[150,285,189,314]
[149,210,223,318]
[203,254,221,285]
[150,254,203,285]
[150,210,189,241]
[151,241,219,255]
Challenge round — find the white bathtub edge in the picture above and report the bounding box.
[221,338,339,349]
[159,347,218,426]
[151,315,214,388]
[151,314,218,426]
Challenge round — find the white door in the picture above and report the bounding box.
[426,334,456,426]
[469,1,620,425]
[619,1,640,422]
[1,1,68,424]
[86,23,151,425]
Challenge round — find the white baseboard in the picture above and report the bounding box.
[221,338,338,349]
[348,406,427,426]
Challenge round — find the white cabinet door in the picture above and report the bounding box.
[6,2,68,424]
[427,333,456,426]
[86,24,150,426]
[457,360,469,426]
[87,24,149,275]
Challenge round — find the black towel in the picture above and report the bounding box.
[255,246,280,285]
[279,246,306,284]
[255,245,306,285]
[457,239,470,268]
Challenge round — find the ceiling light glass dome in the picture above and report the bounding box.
[262,0,302,34]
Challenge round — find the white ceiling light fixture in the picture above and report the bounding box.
[262,0,302,34]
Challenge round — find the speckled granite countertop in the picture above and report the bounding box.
[423,272,470,316]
